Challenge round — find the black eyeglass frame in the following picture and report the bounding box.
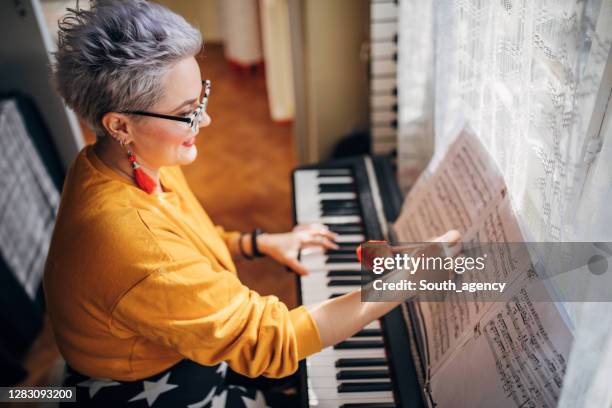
[120,80,211,133]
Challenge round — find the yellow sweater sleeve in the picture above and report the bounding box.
[215,225,241,248]
[110,223,321,379]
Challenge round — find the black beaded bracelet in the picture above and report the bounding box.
[251,228,265,258]
[238,232,254,260]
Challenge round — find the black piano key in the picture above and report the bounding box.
[339,403,395,408]
[321,205,359,212]
[326,246,358,255]
[327,270,361,277]
[321,197,358,205]
[325,256,359,264]
[320,202,360,212]
[354,328,383,337]
[327,279,362,287]
[319,184,355,193]
[327,223,364,234]
[320,199,358,206]
[321,208,361,216]
[317,169,352,177]
[338,382,393,393]
[326,252,359,260]
[336,369,390,380]
[328,293,345,299]
[335,358,388,368]
[326,251,357,257]
[321,206,360,215]
[334,340,385,350]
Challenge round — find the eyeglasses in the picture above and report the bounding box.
[121,79,211,133]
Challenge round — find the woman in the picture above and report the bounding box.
[44,1,457,406]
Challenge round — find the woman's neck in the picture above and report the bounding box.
[93,137,162,193]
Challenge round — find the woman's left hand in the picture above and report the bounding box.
[257,224,339,276]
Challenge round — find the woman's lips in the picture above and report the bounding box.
[182,137,196,147]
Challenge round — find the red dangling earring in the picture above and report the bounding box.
[127,149,157,194]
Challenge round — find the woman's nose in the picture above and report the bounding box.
[199,112,211,128]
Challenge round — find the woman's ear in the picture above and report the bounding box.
[101,112,133,144]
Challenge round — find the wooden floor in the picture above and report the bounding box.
[21,43,298,391]
[186,44,298,308]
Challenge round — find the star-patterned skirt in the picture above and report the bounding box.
[61,359,300,407]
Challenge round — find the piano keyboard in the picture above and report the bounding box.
[370,0,399,155]
[294,159,395,407]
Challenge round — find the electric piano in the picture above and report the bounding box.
[292,155,425,408]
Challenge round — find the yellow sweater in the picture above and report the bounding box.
[43,146,321,381]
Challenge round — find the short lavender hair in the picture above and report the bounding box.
[53,0,203,139]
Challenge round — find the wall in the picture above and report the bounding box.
[288,0,370,164]
[301,0,370,162]
[156,0,223,42]
[0,0,84,169]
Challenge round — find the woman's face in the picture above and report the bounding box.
[128,56,211,169]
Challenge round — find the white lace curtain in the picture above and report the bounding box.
[397,1,612,406]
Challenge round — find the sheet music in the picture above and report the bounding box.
[413,199,530,370]
[0,99,59,299]
[430,286,572,408]
[395,128,532,371]
[393,127,572,407]
[393,126,506,242]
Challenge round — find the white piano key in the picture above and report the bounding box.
[308,356,387,370]
[301,261,361,271]
[306,364,390,388]
[372,111,397,124]
[371,41,397,59]
[309,383,394,402]
[319,192,357,200]
[316,347,386,358]
[307,349,387,361]
[371,1,398,20]
[371,94,397,109]
[371,126,397,139]
[307,365,388,379]
[371,77,397,93]
[372,59,397,76]
[317,176,354,184]
[371,21,397,42]
[320,365,390,374]
[307,349,387,371]
[294,171,322,223]
[319,215,362,224]
[334,234,365,243]
[309,396,395,408]
[300,252,331,264]
[364,320,382,330]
